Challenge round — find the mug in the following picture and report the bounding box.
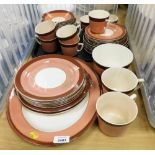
[96,92,138,137]
[80,15,89,30]
[35,20,56,41]
[56,24,80,44]
[101,68,144,94]
[36,38,57,53]
[60,42,84,56]
[88,10,110,34]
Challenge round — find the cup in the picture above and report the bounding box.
[96,92,138,137]
[56,24,80,45]
[60,41,84,57]
[101,68,144,94]
[36,38,57,53]
[109,14,119,23]
[35,20,56,41]
[88,10,110,34]
[80,15,89,30]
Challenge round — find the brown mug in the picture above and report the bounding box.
[36,38,57,53]
[60,42,84,57]
[88,10,110,34]
[96,92,138,137]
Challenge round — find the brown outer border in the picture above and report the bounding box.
[35,22,57,36]
[85,23,127,42]
[42,10,75,23]
[18,76,90,114]
[7,58,101,146]
[89,16,109,22]
[14,55,85,101]
[38,37,57,43]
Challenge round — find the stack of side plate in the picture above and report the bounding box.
[14,55,90,114]
[84,23,129,54]
[7,58,101,146]
[42,10,76,28]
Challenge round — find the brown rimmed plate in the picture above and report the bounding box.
[85,23,126,42]
[17,76,90,114]
[42,10,75,25]
[7,58,101,146]
[15,55,85,101]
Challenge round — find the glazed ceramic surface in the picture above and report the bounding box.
[96,92,138,126]
[56,25,77,39]
[92,43,133,68]
[88,10,110,20]
[101,68,140,92]
[15,55,85,101]
[42,10,75,24]
[7,58,101,145]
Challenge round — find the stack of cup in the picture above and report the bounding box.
[56,24,83,56]
[35,20,58,53]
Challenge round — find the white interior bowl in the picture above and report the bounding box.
[92,43,133,68]
[88,10,110,19]
[56,24,77,39]
[35,20,56,34]
[101,68,139,92]
[96,92,138,126]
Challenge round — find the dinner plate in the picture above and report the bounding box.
[85,23,126,41]
[15,55,85,101]
[42,10,75,25]
[7,58,101,146]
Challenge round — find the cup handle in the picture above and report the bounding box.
[138,79,145,82]
[130,94,137,100]
[77,43,84,52]
[130,78,144,94]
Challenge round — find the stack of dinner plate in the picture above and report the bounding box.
[14,55,90,114]
[7,55,101,146]
[83,23,129,54]
[42,10,76,28]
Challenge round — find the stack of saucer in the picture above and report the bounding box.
[83,23,128,54]
[14,55,90,113]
